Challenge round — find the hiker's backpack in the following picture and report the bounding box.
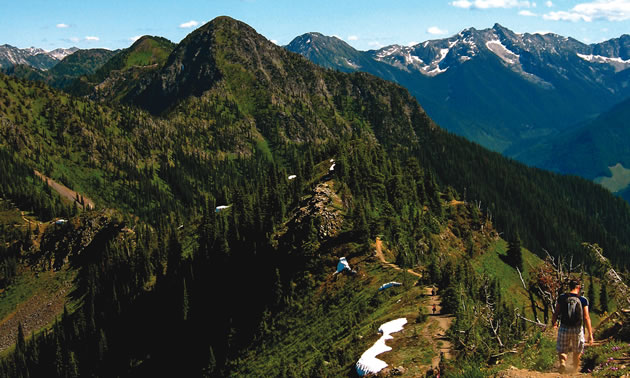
[561,295,583,327]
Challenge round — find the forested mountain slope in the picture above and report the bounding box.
[2,49,118,89]
[0,16,629,377]
[516,96,630,202]
[1,16,629,270]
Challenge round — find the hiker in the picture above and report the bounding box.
[432,303,437,315]
[551,278,594,373]
[431,288,435,296]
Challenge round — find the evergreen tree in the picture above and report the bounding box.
[587,274,597,312]
[507,234,523,271]
[599,282,609,313]
[182,277,189,321]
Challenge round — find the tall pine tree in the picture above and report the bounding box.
[599,282,609,313]
[587,274,597,312]
[507,234,523,271]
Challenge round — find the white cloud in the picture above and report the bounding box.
[407,41,419,46]
[427,26,448,35]
[519,9,538,15]
[56,23,69,29]
[179,20,199,28]
[452,0,532,9]
[129,35,143,42]
[452,0,473,7]
[348,35,359,41]
[368,41,383,48]
[546,0,553,6]
[85,36,100,41]
[543,0,630,22]
[270,39,278,45]
[69,37,80,43]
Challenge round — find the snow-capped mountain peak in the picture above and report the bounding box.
[0,44,79,70]
[49,47,79,61]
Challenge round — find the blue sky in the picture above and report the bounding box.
[1,0,629,51]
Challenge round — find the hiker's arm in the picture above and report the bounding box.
[551,302,560,328]
[583,305,594,344]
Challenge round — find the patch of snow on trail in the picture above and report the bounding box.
[355,318,408,376]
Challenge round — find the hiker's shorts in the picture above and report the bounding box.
[556,325,584,354]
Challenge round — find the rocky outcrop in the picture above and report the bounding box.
[29,210,125,271]
[292,181,344,240]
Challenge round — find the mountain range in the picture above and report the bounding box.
[2,48,118,89]
[0,44,78,71]
[286,26,630,199]
[4,24,630,199]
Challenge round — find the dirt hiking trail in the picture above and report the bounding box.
[496,366,588,377]
[425,287,454,369]
[374,238,422,278]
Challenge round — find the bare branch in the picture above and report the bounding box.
[516,267,527,291]
[516,313,546,327]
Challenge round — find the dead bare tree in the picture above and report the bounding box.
[582,243,630,309]
[582,243,630,339]
[481,279,504,349]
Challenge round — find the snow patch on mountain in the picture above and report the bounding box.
[376,45,402,59]
[577,53,630,72]
[486,40,520,65]
[355,318,407,376]
[49,47,79,61]
[428,66,448,75]
[344,58,360,69]
[438,48,450,62]
[410,55,424,64]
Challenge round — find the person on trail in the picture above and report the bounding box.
[551,279,594,373]
[431,288,435,296]
[432,303,437,315]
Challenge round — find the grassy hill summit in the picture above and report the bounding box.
[67,35,175,101]
[0,15,629,377]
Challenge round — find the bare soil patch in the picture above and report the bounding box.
[34,170,94,210]
[0,274,72,353]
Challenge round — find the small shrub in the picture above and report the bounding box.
[416,306,428,323]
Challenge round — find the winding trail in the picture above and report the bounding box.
[496,366,587,377]
[373,238,455,372]
[374,238,422,278]
[424,287,454,369]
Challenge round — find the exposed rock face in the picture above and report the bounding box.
[30,210,125,271]
[292,181,344,240]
